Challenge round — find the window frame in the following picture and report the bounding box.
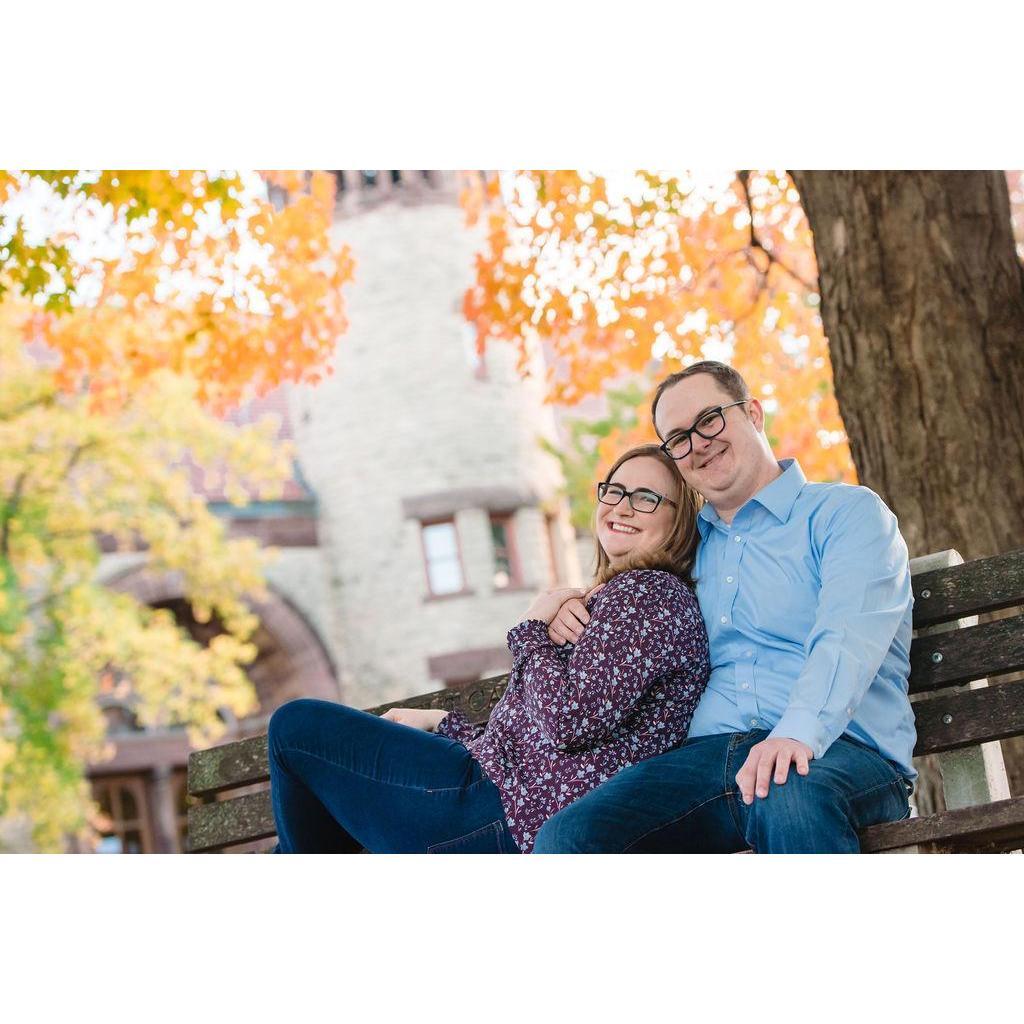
[92,774,155,854]
[419,517,470,599]
[489,512,524,590]
[543,510,563,587]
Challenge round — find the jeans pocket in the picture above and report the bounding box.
[883,776,913,823]
[426,820,512,854]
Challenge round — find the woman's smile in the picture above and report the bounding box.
[608,522,640,534]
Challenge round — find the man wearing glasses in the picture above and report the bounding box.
[535,360,916,853]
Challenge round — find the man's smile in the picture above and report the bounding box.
[697,448,727,470]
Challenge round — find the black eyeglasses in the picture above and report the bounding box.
[597,482,677,513]
[659,401,748,461]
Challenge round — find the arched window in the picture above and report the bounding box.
[93,776,153,853]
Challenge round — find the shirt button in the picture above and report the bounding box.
[734,536,742,543]
[744,650,753,657]
[720,616,728,624]
[847,707,854,716]
[750,718,759,727]
[726,576,734,583]
[740,682,749,690]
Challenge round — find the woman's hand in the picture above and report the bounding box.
[547,583,606,645]
[381,708,450,732]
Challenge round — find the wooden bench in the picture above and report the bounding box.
[187,548,1024,853]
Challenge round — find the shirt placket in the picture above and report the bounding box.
[724,529,761,729]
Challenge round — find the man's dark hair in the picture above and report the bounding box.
[651,360,752,439]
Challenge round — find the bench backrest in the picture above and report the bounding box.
[187,548,1024,853]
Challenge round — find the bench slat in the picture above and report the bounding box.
[908,614,1024,693]
[912,548,1024,629]
[859,796,1024,853]
[187,734,270,799]
[912,682,1024,755]
[187,676,511,798]
[188,791,276,853]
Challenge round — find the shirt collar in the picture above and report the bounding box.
[751,459,806,523]
[696,501,721,539]
[696,458,806,537]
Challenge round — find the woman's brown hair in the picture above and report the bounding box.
[592,444,702,589]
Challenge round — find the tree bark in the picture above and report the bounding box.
[790,171,1024,809]
[788,171,1024,562]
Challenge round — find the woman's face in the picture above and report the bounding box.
[596,455,678,565]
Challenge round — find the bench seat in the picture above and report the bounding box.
[188,547,1024,854]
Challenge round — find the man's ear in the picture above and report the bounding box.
[747,398,766,432]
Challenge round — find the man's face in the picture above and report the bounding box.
[654,375,766,508]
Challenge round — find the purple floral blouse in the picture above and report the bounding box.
[435,568,710,853]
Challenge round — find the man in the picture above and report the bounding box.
[535,360,916,853]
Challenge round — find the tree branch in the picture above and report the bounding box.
[0,471,29,559]
[0,391,58,423]
[736,171,817,292]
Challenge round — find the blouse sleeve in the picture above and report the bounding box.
[434,707,485,744]
[506,571,707,752]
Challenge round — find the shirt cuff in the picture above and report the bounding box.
[768,709,830,761]
[506,619,553,657]
[435,708,474,743]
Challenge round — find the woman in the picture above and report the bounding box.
[268,444,710,853]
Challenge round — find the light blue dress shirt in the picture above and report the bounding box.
[688,458,917,780]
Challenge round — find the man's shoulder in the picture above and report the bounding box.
[796,480,904,561]
[797,479,892,520]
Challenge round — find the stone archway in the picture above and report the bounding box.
[108,567,338,718]
[85,566,339,852]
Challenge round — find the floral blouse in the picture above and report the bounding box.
[435,568,710,853]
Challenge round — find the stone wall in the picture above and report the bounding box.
[286,194,581,708]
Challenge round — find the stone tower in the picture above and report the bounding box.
[285,170,581,708]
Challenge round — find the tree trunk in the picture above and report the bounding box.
[790,171,1024,810]
[788,171,1024,562]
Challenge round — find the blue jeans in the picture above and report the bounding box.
[268,699,519,853]
[532,730,912,854]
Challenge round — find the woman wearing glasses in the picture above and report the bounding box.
[268,444,710,853]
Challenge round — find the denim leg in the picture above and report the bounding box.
[268,698,517,853]
[533,733,748,854]
[732,733,912,854]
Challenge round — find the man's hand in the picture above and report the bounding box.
[521,587,588,627]
[381,708,449,732]
[735,737,814,805]
[547,583,606,645]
